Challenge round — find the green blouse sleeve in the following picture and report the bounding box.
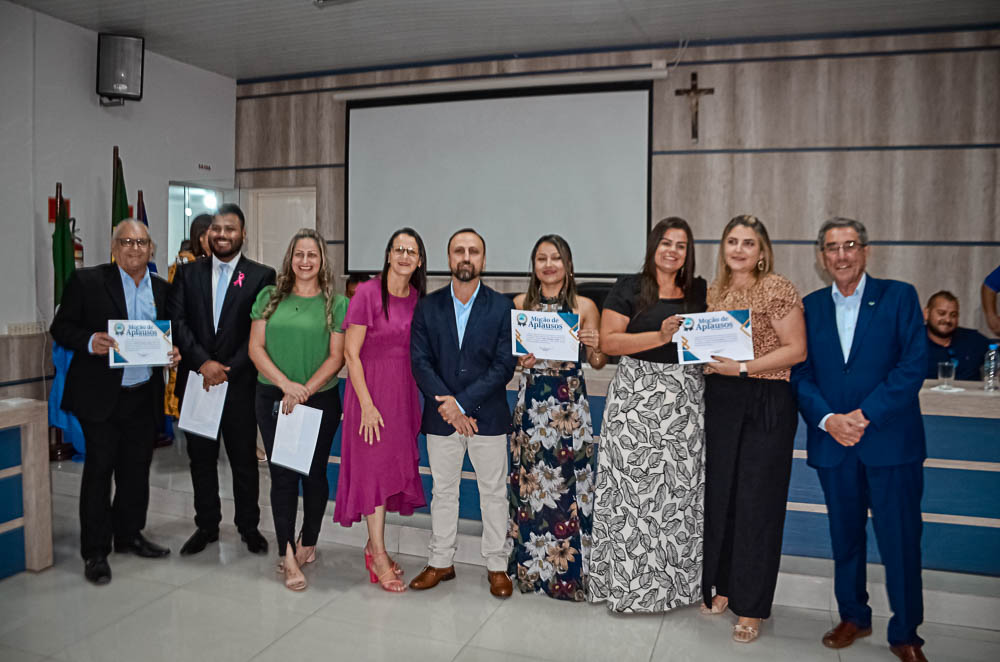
[329,293,349,333]
[250,285,277,321]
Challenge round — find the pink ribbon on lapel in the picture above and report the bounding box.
[233,271,245,288]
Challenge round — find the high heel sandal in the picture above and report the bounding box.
[699,595,729,615]
[369,551,406,593]
[295,534,316,567]
[364,540,403,577]
[733,618,762,643]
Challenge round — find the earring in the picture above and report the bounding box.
[757,258,765,271]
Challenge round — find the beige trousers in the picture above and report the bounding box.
[425,432,509,572]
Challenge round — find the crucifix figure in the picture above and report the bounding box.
[674,72,714,143]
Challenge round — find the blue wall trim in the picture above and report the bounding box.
[653,144,1000,155]
[693,239,1000,247]
[0,527,26,579]
[235,163,344,173]
[237,23,1000,85]
[0,475,24,523]
[0,374,54,389]
[0,427,20,471]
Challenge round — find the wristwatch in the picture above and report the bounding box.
[739,362,749,378]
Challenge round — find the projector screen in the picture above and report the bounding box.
[346,83,651,276]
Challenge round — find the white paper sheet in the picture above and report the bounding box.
[271,404,323,475]
[177,371,228,439]
[672,310,755,364]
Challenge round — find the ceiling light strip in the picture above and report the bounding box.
[332,67,669,101]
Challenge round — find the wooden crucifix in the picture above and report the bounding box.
[674,72,714,143]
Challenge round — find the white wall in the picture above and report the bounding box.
[0,0,236,332]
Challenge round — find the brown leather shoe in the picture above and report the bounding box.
[488,571,513,598]
[408,565,456,590]
[890,644,928,662]
[822,621,873,649]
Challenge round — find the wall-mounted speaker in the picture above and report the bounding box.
[96,33,144,105]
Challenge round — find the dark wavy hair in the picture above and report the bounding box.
[636,217,696,314]
[522,234,578,312]
[380,227,427,319]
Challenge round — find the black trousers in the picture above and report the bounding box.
[186,381,261,534]
[255,384,340,556]
[702,375,798,619]
[78,382,157,560]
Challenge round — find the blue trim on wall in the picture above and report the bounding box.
[235,163,344,173]
[694,239,1000,247]
[0,427,20,471]
[0,475,24,522]
[0,375,54,389]
[237,23,1000,85]
[782,510,1000,576]
[0,527,26,579]
[653,144,1000,155]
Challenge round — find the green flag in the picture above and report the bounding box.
[111,156,129,229]
[52,196,75,309]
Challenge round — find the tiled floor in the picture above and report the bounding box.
[2,443,998,661]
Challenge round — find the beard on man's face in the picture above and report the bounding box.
[452,261,479,282]
[928,320,956,339]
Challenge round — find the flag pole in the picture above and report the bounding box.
[50,179,76,462]
[136,189,144,218]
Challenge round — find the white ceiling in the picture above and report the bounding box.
[12,0,1000,81]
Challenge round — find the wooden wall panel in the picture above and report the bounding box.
[235,28,1000,335]
[653,50,1000,150]
[652,149,1000,241]
[236,93,345,169]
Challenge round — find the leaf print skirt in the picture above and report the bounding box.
[587,356,706,613]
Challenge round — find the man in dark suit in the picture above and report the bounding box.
[408,228,517,597]
[168,203,276,555]
[50,220,180,585]
[792,218,928,662]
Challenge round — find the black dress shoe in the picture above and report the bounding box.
[84,556,112,585]
[241,529,269,555]
[114,532,171,558]
[180,528,219,556]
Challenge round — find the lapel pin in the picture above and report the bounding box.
[867,301,874,306]
[233,271,245,288]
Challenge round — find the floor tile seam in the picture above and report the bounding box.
[244,612,316,662]
[303,609,488,647]
[43,582,184,659]
[647,612,668,662]
[447,594,510,661]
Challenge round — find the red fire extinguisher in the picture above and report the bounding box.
[71,217,84,268]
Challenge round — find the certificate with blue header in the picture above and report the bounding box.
[107,319,172,367]
[511,310,580,362]
[671,310,754,364]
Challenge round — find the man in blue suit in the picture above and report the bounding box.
[408,228,517,597]
[792,218,928,662]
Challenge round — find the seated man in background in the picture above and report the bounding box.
[924,290,990,381]
[983,265,1000,337]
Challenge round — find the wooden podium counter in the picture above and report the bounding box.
[0,398,52,577]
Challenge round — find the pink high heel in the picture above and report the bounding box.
[364,540,403,577]
[369,551,406,592]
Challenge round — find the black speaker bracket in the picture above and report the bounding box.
[99,96,126,107]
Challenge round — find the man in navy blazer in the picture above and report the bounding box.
[408,228,517,597]
[792,218,928,662]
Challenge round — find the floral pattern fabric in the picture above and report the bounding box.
[506,304,595,601]
[588,356,706,613]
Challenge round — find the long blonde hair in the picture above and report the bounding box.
[712,215,775,293]
[259,228,337,329]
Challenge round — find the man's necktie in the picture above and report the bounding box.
[214,262,230,331]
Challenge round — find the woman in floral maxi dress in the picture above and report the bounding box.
[507,235,607,600]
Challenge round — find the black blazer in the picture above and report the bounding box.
[410,283,517,436]
[168,256,276,402]
[50,263,169,423]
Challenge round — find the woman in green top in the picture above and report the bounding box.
[249,228,348,591]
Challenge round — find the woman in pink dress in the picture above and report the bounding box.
[334,228,427,592]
